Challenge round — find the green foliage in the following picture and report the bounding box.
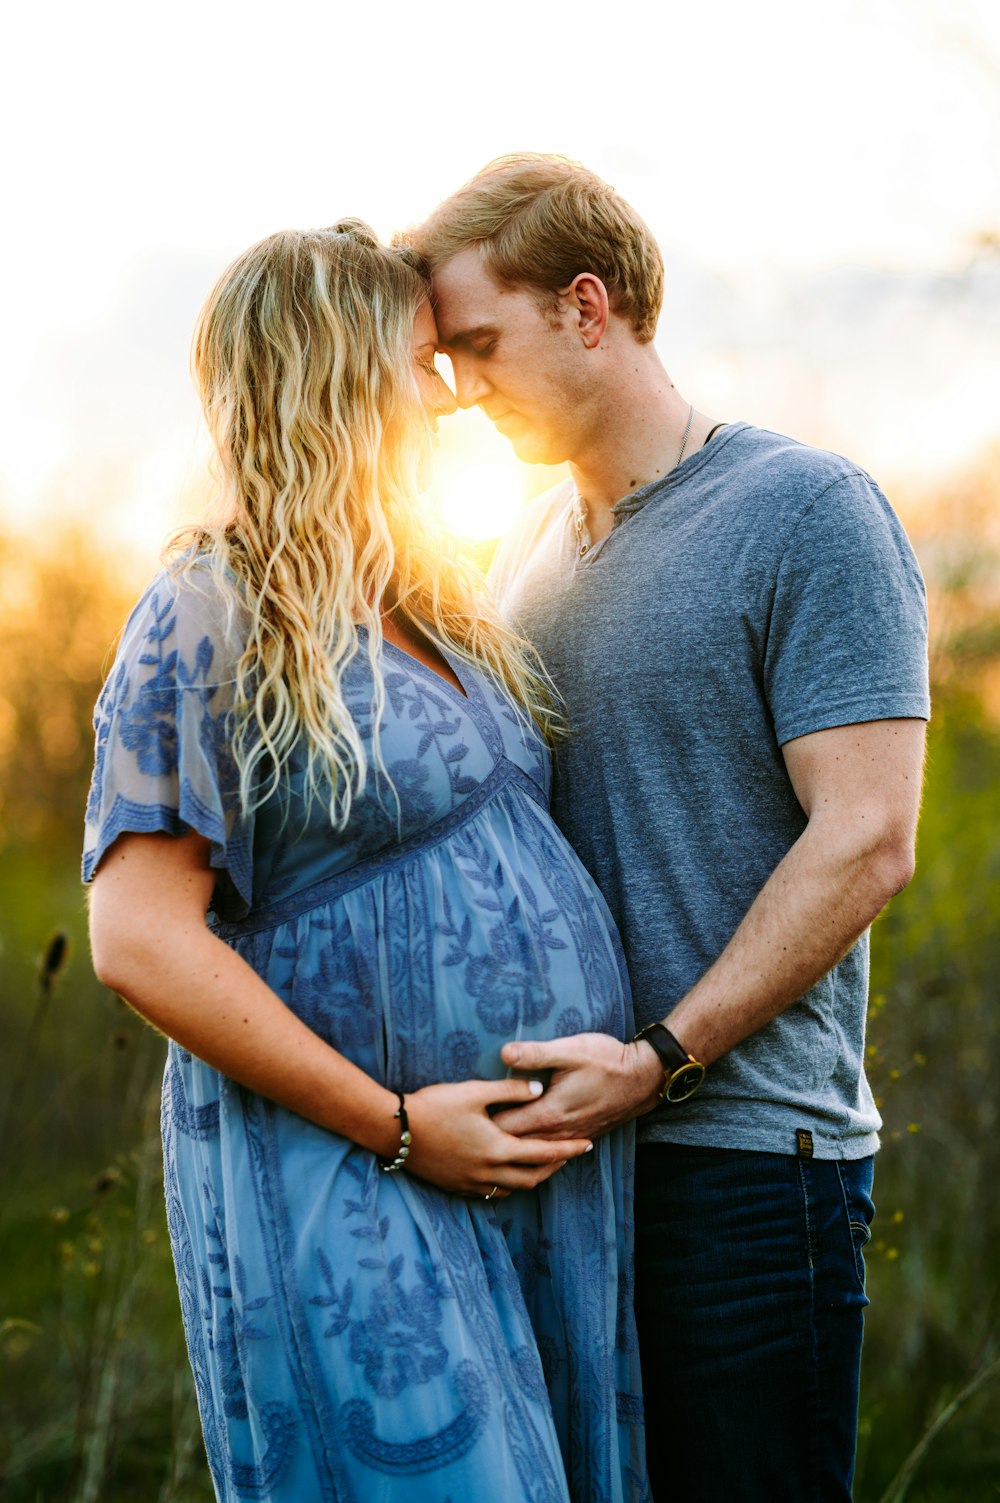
[0,530,214,1498]
[0,851,212,1502]
[854,692,1000,1501]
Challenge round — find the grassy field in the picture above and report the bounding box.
[1,510,998,1501]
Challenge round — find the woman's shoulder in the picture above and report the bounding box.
[128,554,244,626]
[118,557,248,687]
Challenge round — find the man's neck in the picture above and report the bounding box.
[568,348,711,542]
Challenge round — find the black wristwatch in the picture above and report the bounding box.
[633,1022,706,1103]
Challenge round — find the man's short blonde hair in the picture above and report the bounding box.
[402,153,664,343]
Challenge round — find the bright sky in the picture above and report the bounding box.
[3,0,998,558]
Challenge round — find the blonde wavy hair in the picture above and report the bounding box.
[404,153,664,343]
[173,221,561,826]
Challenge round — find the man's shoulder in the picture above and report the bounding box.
[724,423,870,493]
[714,424,899,545]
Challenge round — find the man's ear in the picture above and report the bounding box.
[564,273,609,348]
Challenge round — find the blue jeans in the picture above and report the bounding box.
[634,1144,875,1503]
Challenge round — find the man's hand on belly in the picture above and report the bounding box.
[496,1033,664,1140]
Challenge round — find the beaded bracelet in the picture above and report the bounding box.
[376,1091,412,1173]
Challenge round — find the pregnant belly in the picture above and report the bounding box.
[389,807,630,1090]
[238,796,631,1093]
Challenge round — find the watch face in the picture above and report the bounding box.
[664,1061,706,1103]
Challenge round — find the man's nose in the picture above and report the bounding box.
[451,358,491,410]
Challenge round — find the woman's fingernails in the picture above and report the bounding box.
[585,1143,594,1152]
[529,1079,544,1096]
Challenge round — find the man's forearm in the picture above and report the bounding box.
[665,814,914,1064]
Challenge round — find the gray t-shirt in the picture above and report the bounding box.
[491,422,930,1159]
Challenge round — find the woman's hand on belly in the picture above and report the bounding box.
[404,1078,593,1199]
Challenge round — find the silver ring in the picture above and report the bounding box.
[484,1185,500,1201]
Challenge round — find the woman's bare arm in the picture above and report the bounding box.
[88,830,591,1196]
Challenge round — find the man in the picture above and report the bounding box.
[406,155,928,1501]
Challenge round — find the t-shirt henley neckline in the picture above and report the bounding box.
[570,420,750,570]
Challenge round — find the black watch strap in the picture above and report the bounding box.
[633,1023,707,1103]
[634,1022,690,1074]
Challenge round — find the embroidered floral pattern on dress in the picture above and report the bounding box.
[274,910,376,1049]
[348,1271,448,1398]
[439,838,568,1034]
[440,1029,481,1081]
[87,662,126,823]
[117,593,230,782]
[464,909,555,1034]
[337,1360,489,1477]
[503,1221,554,1302]
[166,1054,220,1139]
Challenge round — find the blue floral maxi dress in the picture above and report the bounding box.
[83,570,649,1503]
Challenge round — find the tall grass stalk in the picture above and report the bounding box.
[157,1368,207,1503]
[874,1350,1000,1503]
[0,931,71,1159]
[70,1094,162,1503]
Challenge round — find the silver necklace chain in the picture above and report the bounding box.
[675,401,695,468]
[574,402,696,559]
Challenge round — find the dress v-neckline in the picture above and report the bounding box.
[378,632,470,702]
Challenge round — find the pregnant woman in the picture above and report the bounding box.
[84,223,648,1502]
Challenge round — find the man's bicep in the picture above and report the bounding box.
[765,474,930,747]
[782,719,926,834]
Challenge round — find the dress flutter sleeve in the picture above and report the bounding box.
[82,567,255,918]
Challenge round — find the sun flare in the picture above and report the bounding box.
[435,456,526,542]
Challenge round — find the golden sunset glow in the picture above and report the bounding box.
[436,459,526,542]
[0,0,996,568]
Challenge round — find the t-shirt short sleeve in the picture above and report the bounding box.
[764,471,930,745]
[82,567,255,916]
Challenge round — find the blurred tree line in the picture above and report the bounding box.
[0,457,998,1500]
[0,531,137,855]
